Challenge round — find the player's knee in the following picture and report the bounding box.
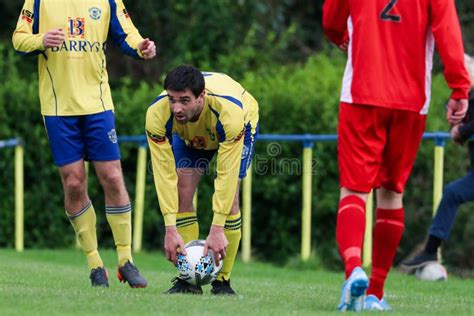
[101,170,124,190]
[63,174,86,196]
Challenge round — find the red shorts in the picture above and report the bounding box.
[338,102,426,193]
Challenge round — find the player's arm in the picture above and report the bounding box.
[430,0,470,101]
[145,107,178,227]
[146,104,186,262]
[204,116,245,265]
[12,0,45,56]
[108,0,156,59]
[322,0,350,46]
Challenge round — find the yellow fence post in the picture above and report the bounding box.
[363,190,373,268]
[433,137,445,261]
[301,142,313,261]
[433,138,445,216]
[133,145,147,253]
[242,165,252,263]
[15,142,24,252]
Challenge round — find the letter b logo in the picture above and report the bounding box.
[68,17,85,38]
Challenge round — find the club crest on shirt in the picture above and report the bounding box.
[89,7,102,20]
[190,136,206,149]
[108,129,118,144]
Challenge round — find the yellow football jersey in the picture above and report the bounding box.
[146,72,259,226]
[13,0,144,116]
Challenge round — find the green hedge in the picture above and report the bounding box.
[1,44,473,272]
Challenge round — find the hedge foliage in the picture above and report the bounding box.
[0,42,473,272]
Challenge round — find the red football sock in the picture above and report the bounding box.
[367,208,404,299]
[336,195,366,279]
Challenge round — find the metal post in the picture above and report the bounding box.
[433,138,445,215]
[433,137,445,261]
[363,190,373,268]
[242,165,252,262]
[301,141,313,261]
[133,146,147,252]
[15,143,24,252]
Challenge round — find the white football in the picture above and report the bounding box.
[175,240,223,286]
[415,262,448,281]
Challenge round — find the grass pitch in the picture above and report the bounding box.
[0,249,473,315]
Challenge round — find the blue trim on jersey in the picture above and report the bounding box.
[148,94,167,107]
[208,93,243,109]
[239,122,259,179]
[108,0,141,59]
[16,0,43,56]
[33,0,40,34]
[16,50,42,56]
[208,105,226,142]
[165,114,174,140]
[202,72,214,77]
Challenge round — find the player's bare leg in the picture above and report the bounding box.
[59,160,107,287]
[94,160,147,288]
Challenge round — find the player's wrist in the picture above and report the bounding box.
[211,212,227,227]
[163,213,177,226]
[209,224,225,233]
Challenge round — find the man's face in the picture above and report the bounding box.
[167,89,205,124]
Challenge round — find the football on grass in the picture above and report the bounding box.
[415,262,448,281]
[176,240,223,286]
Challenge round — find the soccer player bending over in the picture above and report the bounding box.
[13,0,156,287]
[146,65,259,294]
[323,0,470,311]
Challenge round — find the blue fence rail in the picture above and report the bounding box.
[2,132,453,265]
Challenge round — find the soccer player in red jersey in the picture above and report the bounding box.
[323,0,471,311]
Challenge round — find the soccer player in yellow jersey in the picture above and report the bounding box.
[12,0,156,288]
[146,65,259,294]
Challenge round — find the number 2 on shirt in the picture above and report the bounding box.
[380,0,401,22]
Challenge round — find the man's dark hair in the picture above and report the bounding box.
[164,65,205,97]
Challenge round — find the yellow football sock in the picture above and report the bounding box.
[67,201,103,270]
[106,203,132,267]
[176,212,199,244]
[217,212,242,281]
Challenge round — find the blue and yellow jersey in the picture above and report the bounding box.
[146,72,259,226]
[12,0,145,116]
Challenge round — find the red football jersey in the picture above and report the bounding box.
[323,0,470,113]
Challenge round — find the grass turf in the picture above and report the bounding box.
[0,249,473,315]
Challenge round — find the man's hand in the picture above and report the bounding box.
[204,225,228,267]
[138,38,156,59]
[446,98,468,125]
[338,39,349,52]
[43,29,65,48]
[164,226,186,264]
[450,124,465,146]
